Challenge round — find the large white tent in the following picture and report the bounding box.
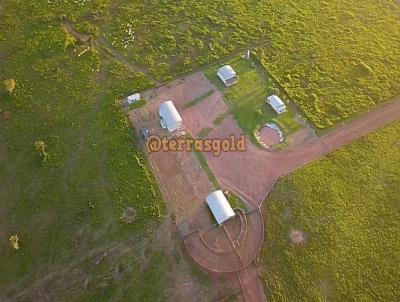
[206,190,235,225]
[159,100,183,132]
[266,95,287,114]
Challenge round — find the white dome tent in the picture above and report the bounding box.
[206,190,235,225]
[158,100,183,132]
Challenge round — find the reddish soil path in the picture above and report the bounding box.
[205,97,400,206]
[237,263,267,302]
[279,97,400,176]
[182,206,266,302]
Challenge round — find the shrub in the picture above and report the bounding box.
[3,79,16,94]
[34,141,50,164]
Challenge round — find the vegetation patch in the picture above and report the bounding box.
[184,133,220,189]
[254,2,400,128]
[260,121,400,301]
[204,56,300,145]
[128,98,146,110]
[197,127,213,139]
[0,1,168,299]
[226,191,247,211]
[193,148,220,190]
[104,1,399,128]
[184,89,214,108]
[213,111,230,126]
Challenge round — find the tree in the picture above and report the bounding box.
[34,141,50,163]
[3,78,16,94]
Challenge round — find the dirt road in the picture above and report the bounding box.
[205,97,400,207]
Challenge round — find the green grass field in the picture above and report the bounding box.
[260,121,400,301]
[255,1,400,128]
[204,56,300,145]
[0,1,175,300]
[105,0,400,128]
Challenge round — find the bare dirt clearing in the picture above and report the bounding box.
[142,72,215,114]
[129,70,399,302]
[157,219,238,302]
[205,97,400,206]
[182,208,263,274]
[148,149,212,223]
[290,230,307,245]
[259,126,281,147]
[136,72,228,138]
[129,110,212,223]
[182,90,228,137]
[129,72,221,223]
[204,116,279,206]
[182,206,266,302]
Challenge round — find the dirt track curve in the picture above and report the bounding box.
[205,97,400,207]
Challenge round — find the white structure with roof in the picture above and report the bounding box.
[126,93,141,104]
[206,190,235,225]
[266,95,287,114]
[159,100,183,132]
[217,65,238,87]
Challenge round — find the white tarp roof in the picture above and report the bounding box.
[127,93,140,102]
[206,190,235,225]
[159,100,182,132]
[267,95,286,112]
[218,65,237,80]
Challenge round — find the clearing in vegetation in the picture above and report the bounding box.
[1,0,400,301]
[203,97,400,206]
[261,121,400,301]
[204,55,300,145]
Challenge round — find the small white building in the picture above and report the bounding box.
[206,190,235,225]
[126,93,141,105]
[266,95,287,114]
[159,101,183,132]
[217,65,238,87]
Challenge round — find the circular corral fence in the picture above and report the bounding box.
[183,207,264,273]
[255,122,284,148]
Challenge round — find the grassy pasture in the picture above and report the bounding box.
[0,1,175,300]
[261,121,400,301]
[255,1,400,128]
[105,0,400,128]
[204,56,300,145]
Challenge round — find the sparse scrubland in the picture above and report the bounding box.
[261,121,400,301]
[106,0,400,127]
[0,1,170,300]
